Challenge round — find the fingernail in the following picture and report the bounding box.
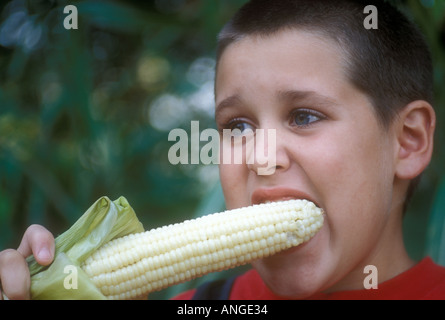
[38,247,51,263]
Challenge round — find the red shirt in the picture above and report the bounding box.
[174,257,445,300]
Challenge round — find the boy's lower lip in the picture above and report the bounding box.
[277,240,310,256]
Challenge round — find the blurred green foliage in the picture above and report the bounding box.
[0,0,444,299]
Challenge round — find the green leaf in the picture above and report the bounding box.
[28,196,144,299]
[29,252,106,300]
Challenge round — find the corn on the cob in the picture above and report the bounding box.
[80,199,324,300]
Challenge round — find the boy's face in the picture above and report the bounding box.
[215,30,404,297]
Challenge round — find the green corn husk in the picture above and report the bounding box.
[27,196,144,300]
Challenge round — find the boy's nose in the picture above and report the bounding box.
[246,128,290,176]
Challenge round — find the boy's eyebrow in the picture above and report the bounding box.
[215,94,242,119]
[215,90,339,119]
[277,90,340,107]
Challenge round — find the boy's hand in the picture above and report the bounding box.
[0,225,55,300]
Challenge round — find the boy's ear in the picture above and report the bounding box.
[395,100,436,180]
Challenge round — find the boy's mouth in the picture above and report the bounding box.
[251,186,319,208]
[251,187,325,258]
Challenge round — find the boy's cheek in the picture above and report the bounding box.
[218,163,250,209]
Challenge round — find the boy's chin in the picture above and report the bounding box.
[253,258,324,299]
[252,230,327,298]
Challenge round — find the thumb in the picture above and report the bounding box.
[17,224,55,266]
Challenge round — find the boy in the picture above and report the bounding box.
[1,0,445,299]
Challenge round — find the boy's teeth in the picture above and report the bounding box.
[262,198,294,204]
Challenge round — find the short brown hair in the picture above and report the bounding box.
[216,0,433,128]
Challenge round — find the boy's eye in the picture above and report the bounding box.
[292,109,324,127]
[228,121,254,135]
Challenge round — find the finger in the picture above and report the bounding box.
[0,284,7,300]
[17,224,55,266]
[0,249,31,300]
